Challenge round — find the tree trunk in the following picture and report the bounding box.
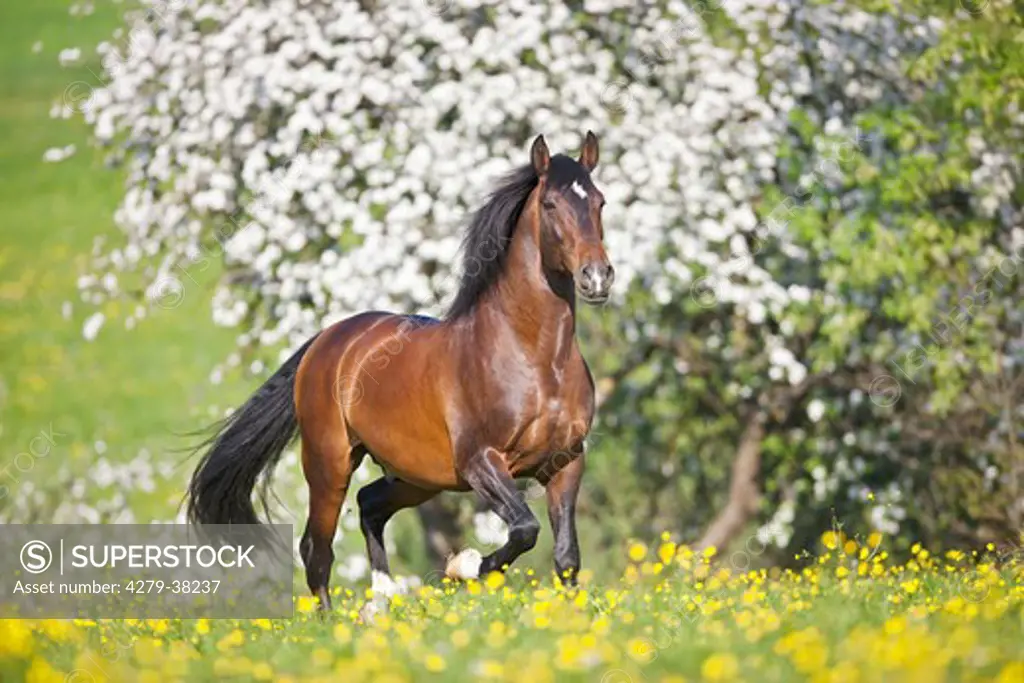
[695,412,767,551]
[416,497,463,567]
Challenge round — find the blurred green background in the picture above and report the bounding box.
[0,1,248,521]
[1,0,1020,587]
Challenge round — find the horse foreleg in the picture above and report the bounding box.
[542,451,585,586]
[450,448,540,579]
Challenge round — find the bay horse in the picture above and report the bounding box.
[186,132,614,609]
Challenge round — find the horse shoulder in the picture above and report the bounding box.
[566,347,596,426]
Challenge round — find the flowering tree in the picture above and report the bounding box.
[77,0,785,351]
[72,0,1021,568]
[592,0,1024,555]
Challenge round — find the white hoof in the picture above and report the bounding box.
[445,548,483,580]
[358,596,388,624]
[371,570,404,598]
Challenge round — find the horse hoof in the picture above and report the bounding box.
[371,570,404,598]
[445,548,483,580]
[358,596,389,624]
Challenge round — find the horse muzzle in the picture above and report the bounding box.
[576,261,615,303]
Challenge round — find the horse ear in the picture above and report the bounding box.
[579,130,599,171]
[531,135,550,176]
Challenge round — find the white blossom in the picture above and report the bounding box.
[82,312,105,341]
[807,399,826,424]
[75,0,807,355]
[42,144,76,163]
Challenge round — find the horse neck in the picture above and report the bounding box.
[477,203,577,361]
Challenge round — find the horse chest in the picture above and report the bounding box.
[506,364,594,460]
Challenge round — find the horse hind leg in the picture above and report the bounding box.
[299,436,364,610]
[358,475,438,596]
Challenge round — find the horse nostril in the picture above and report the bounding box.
[579,264,595,287]
[577,262,612,297]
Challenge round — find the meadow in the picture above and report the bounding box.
[2,536,1023,682]
[0,0,247,522]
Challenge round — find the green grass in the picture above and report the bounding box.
[0,0,435,574]
[4,547,1024,682]
[0,0,247,520]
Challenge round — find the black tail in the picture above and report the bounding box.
[186,334,321,525]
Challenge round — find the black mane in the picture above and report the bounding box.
[445,163,538,319]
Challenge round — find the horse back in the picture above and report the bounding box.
[296,311,464,489]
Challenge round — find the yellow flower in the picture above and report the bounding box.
[701,653,739,681]
[629,542,648,562]
[451,629,471,648]
[0,621,33,657]
[144,619,170,635]
[424,654,447,673]
[484,571,505,590]
[24,658,63,683]
[883,616,907,636]
[37,620,79,643]
[476,660,504,678]
[658,541,677,564]
[215,629,245,651]
[333,623,352,645]
[792,642,828,674]
[627,637,657,664]
[252,662,274,680]
[995,662,1024,683]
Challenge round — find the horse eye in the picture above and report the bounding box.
[542,198,557,211]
